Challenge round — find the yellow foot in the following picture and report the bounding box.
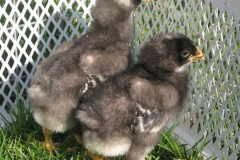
[43,140,57,154]
[42,127,59,154]
[84,151,106,160]
[75,134,83,145]
[33,138,59,154]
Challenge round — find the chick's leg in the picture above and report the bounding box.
[42,127,55,154]
[75,134,83,145]
[87,151,104,160]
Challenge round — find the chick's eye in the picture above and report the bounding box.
[181,51,190,58]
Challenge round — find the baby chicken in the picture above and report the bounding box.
[28,0,148,154]
[75,33,204,160]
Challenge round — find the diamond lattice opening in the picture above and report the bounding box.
[0,0,239,159]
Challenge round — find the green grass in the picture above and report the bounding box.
[0,101,85,160]
[0,102,215,160]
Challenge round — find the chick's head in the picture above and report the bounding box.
[91,0,149,27]
[139,33,204,72]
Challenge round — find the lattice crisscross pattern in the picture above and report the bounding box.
[0,0,239,159]
[133,0,239,159]
[0,0,95,125]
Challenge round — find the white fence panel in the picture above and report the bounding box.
[0,0,239,159]
[0,0,95,125]
[133,1,239,159]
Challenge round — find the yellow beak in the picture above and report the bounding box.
[189,46,205,61]
[142,0,150,2]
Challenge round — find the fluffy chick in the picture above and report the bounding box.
[75,33,204,160]
[28,0,147,154]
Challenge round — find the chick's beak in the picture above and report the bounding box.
[142,0,150,2]
[189,46,205,61]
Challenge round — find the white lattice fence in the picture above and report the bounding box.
[0,0,239,159]
[0,0,95,124]
[133,0,240,159]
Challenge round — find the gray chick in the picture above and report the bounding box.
[28,0,149,154]
[75,33,204,160]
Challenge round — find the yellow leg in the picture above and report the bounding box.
[75,134,83,145]
[42,127,55,154]
[87,151,104,160]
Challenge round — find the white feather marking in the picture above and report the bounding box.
[137,116,145,132]
[136,103,146,113]
[175,65,186,73]
[162,35,172,39]
[85,55,95,65]
[82,83,89,94]
[27,85,46,100]
[89,75,97,87]
[137,103,151,115]
[33,112,73,133]
[146,109,151,115]
[83,131,131,157]
[82,77,91,94]
[76,111,99,129]
[115,0,132,7]
[150,116,169,133]
[96,74,106,82]
[175,62,190,73]
[33,112,45,129]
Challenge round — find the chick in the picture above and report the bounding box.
[28,0,148,154]
[75,33,204,160]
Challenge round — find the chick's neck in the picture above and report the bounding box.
[91,14,133,41]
